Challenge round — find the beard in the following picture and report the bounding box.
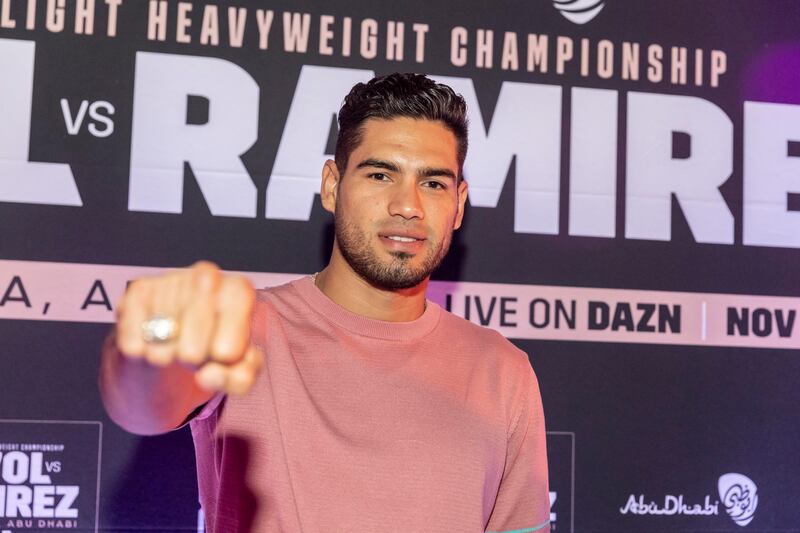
[334,217,452,290]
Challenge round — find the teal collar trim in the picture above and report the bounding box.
[486,520,550,533]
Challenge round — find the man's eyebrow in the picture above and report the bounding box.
[355,159,457,181]
[417,166,457,181]
[355,159,400,172]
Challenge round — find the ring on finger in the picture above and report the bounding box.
[141,314,180,344]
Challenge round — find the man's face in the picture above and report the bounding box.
[321,117,468,290]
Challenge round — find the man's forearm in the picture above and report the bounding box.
[98,332,214,435]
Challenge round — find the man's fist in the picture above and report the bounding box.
[114,261,262,395]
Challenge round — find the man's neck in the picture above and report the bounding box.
[314,251,428,322]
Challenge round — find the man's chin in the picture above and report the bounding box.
[361,263,430,291]
[388,251,414,261]
[369,275,427,291]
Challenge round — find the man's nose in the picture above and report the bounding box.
[387,180,424,220]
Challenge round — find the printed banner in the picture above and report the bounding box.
[2,259,798,350]
[0,420,101,533]
[1,0,799,531]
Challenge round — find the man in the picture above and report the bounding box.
[100,73,550,532]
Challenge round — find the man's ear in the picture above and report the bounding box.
[321,159,340,214]
[453,178,468,230]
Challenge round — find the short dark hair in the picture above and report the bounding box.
[335,73,469,178]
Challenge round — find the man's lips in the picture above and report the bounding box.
[378,230,427,241]
[378,231,427,251]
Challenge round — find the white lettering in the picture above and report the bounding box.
[436,76,562,234]
[28,454,51,485]
[88,101,115,137]
[450,26,467,67]
[569,87,617,237]
[743,101,800,248]
[129,52,258,216]
[0,39,82,206]
[283,12,310,53]
[626,92,734,243]
[60,100,89,135]
[53,486,78,518]
[228,7,247,48]
[619,494,719,516]
[266,65,372,220]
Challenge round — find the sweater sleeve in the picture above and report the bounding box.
[484,362,550,533]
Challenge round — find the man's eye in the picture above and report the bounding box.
[369,173,390,181]
[425,180,447,190]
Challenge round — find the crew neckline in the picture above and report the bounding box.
[291,275,441,341]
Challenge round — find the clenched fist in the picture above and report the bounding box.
[114,261,262,395]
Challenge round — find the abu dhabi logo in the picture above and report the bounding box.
[552,0,605,25]
[619,472,759,528]
[718,473,758,527]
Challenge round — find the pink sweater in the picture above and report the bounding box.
[190,276,550,532]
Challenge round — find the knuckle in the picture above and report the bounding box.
[211,336,246,363]
[125,279,146,303]
[224,275,253,296]
[126,279,142,294]
[196,364,226,391]
[193,260,219,271]
[177,343,206,365]
[211,345,239,364]
[193,262,222,292]
[234,275,254,291]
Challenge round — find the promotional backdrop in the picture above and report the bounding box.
[1,0,799,531]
